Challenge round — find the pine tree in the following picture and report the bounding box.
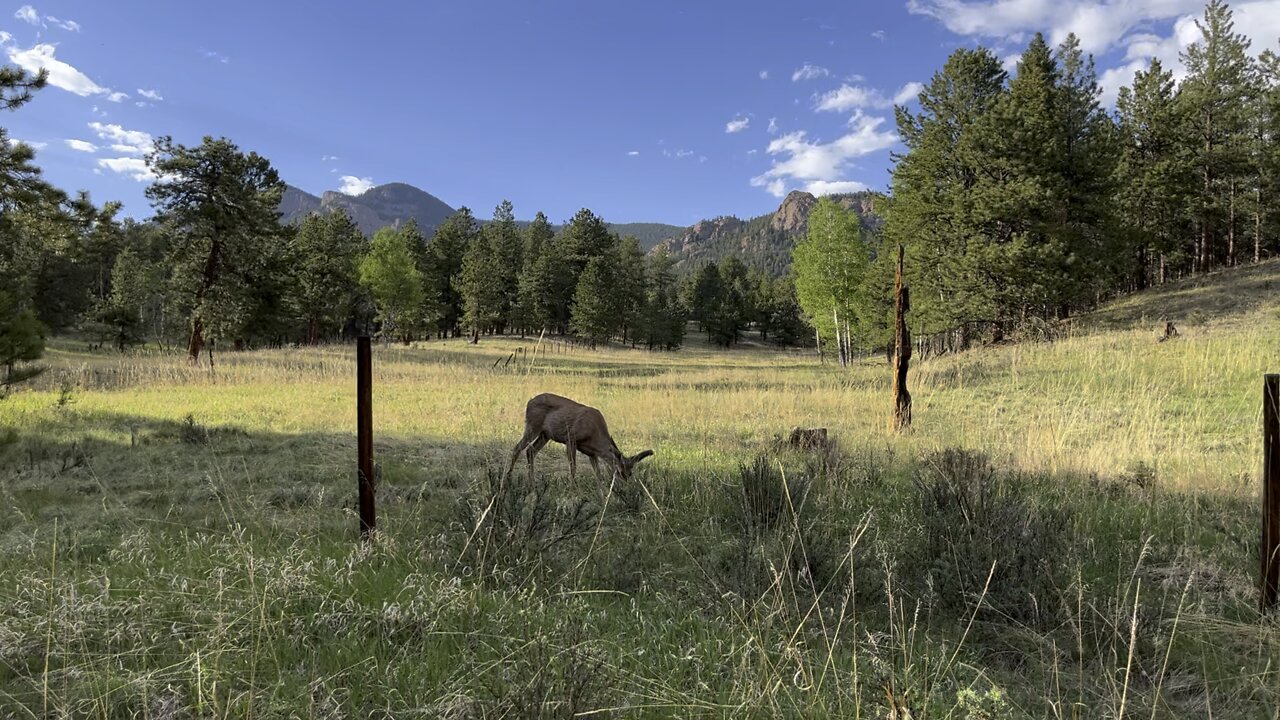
[642,249,685,350]
[426,208,478,337]
[360,227,425,343]
[1178,0,1258,271]
[488,200,523,333]
[615,235,648,345]
[683,262,722,333]
[458,223,506,340]
[885,47,1008,337]
[570,254,620,347]
[1116,59,1189,287]
[288,209,365,343]
[146,136,285,362]
[514,211,556,334]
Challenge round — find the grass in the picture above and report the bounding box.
[1,260,1278,717]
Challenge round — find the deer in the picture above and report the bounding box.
[504,393,654,498]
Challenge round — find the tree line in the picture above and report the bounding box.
[788,0,1280,356]
[0,64,818,377]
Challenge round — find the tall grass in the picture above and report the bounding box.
[0,261,1277,716]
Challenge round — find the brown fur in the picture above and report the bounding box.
[504,393,654,496]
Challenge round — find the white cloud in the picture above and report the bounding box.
[0,31,12,44]
[750,113,897,197]
[626,150,640,156]
[816,82,925,112]
[6,43,107,96]
[893,81,925,105]
[338,175,374,195]
[88,122,152,154]
[747,149,759,155]
[97,157,154,181]
[699,155,708,163]
[45,15,78,31]
[767,117,779,134]
[759,69,769,80]
[321,154,340,161]
[64,138,97,152]
[872,29,887,40]
[201,48,230,64]
[137,88,163,101]
[791,63,830,81]
[14,5,38,24]
[725,116,750,133]
[107,91,128,103]
[675,149,694,158]
[805,180,871,195]
[7,137,46,150]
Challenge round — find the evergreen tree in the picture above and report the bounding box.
[616,235,648,344]
[570,254,620,347]
[489,200,523,333]
[146,136,285,362]
[1178,0,1258,270]
[360,227,425,343]
[426,208,478,336]
[458,223,506,340]
[1116,58,1189,287]
[514,211,557,334]
[642,249,686,350]
[288,209,365,343]
[683,262,722,333]
[0,292,44,393]
[885,47,1009,337]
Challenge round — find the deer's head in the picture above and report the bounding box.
[617,449,654,480]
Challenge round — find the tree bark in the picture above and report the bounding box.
[891,245,912,432]
[187,316,204,364]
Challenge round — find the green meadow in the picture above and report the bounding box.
[1,260,1278,717]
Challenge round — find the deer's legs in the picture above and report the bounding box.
[525,435,549,485]
[505,428,538,480]
[565,440,577,485]
[588,456,607,498]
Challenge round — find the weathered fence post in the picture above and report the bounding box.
[1263,374,1279,610]
[891,245,912,432]
[357,336,376,539]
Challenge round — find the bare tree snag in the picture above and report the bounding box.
[891,244,912,432]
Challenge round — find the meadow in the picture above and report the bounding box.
[1,260,1278,717]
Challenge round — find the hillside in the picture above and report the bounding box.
[651,190,883,273]
[281,183,683,248]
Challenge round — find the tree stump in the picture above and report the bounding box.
[789,427,829,450]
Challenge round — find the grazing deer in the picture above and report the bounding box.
[504,393,654,496]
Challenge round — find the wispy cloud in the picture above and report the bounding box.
[97,157,154,181]
[64,138,97,152]
[321,154,340,161]
[7,137,46,150]
[14,6,79,30]
[200,48,230,64]
[758,69,769,80]
[338,176,374,195]
[767,117,779,134]
[725,116,750,133]
[107,91,128,103]
[88,122,152,154]
[815,81,923,112]
[0,31,11,44]
[137,88,163,101]
[872,29,886,40]
[6,43,108,96]
[750,113,897,197]
[626,150,640,156]
[791,63,830,82]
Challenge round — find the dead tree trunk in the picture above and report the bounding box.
[891,244,912,432]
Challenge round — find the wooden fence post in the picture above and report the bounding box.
[357,336,376,539]
[1263,374,1279,610]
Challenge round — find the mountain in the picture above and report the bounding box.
[650,190,883,274]
[280,183,684,249]
[280,183,455,237]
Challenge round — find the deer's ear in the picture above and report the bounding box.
[631,449,654,464]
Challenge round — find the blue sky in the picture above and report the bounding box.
[3,1,1279,226]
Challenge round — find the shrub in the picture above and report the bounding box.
[913,449,1072,626]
